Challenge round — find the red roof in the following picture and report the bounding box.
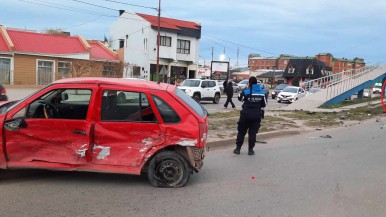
[88,41,119,61]
[0,33,10,52]
[7,29,88,54]
[137,13,200,31]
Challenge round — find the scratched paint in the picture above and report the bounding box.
[93,145,111,160]
[76,144,88,158]
[178,139,198,146]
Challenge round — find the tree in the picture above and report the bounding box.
[43,28,70,36]
[71,60,95,77]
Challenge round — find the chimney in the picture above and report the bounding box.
[119,10,125,16]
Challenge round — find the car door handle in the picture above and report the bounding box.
[72,130,86,135]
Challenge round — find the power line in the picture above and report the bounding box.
[100,0,157,10]
[60,16,103,30]
[70,0,117,11]
[19,0,147,22]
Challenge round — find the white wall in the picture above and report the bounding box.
[109,11,151,79]
[110,11,200,79]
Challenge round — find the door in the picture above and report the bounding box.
[4,85,97,165]
[0,58,10,84]
[93,87,165,167]
[200,81,210,98]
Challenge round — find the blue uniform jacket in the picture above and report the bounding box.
[238,84,267,110]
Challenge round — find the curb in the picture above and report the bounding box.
[206,130,302,150]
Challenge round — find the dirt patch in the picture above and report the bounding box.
[207,106,386,143]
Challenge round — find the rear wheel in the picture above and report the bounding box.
[147,151,191,188]
[213,93,220,104]
[193,93,200,102]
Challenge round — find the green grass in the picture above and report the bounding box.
[319,97,380,109]
[209,110,240,118]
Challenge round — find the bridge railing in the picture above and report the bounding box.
[325,66,382,101]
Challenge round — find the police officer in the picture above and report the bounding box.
[233,76,267,155]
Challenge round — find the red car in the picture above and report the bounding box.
[0,78,208,187]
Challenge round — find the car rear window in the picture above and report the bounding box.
[174,88,206,118]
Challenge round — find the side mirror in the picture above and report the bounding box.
[4,117,27,131]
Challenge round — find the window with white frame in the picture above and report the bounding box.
[58,61,71,79]
[37,60,54,85]
[177,39,190,54]
[160,36,171,47]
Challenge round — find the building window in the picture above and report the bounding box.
[58,61,71,79]
[160,36,171,47]
[119,39,125,48]
[133,66,141,77]
[103,65,114,77]
[37,60,54,85]
[177,39,190,54]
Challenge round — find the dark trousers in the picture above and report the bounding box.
[236,110,261,149]
[224,96,235,108]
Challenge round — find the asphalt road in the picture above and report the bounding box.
[1,118,385,217]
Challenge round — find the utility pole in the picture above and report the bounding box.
[156,0,161,83]
[211,47,214,62]
[236,47,239,68]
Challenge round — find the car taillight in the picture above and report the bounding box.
[1,88,6,95]
[199,122,208,147]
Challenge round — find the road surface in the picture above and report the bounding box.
[1,118,385,217]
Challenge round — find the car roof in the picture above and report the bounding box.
[284,86,300,89]
[52,77,169,91]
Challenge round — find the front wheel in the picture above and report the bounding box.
[213,93,220,104]
[192,94,200,103]
[147,151,192,188]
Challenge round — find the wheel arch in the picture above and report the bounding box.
[140,145,195,174]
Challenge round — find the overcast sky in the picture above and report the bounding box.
[1,0,386,67]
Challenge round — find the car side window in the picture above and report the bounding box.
[208,81,216,88]
[101,90,156,122]
[25,89,92,120]
[152,95,180,123]
[201,81,209,88]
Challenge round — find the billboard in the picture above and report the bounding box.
[211,61,230,80]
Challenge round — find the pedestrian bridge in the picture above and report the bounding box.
[283,65,386,111]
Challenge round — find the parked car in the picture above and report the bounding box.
[178,79,221,104]
[237,79,249,91]
[306,87,322,95]
[0,78,208,187]
[271,83,289,99]
[363,89,372,98]
[373,83,382,94]
[277,86,306,103]
[0,84,8,101]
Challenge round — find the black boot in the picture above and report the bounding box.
[233,146,241,154]
[248,148,255,155]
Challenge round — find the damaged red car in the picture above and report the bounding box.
[0,78,208,187]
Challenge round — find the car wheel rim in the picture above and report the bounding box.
[156,159,183,186]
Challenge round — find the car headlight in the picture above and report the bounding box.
[185,89,191,94]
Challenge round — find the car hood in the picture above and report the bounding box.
[279,92,297,96]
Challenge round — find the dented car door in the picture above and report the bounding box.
[92,87,165,167]
[4,84,97,165]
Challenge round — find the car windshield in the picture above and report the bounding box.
[282,87,298,93]
[180,80,200,87]
[275,84,288,90]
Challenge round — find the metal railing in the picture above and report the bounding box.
[299,65,382,101]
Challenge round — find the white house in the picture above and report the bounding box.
[109,10,201,82]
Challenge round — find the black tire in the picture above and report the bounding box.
[213,93,220,104]
[193,93,200,102]
[147,151,191,188]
